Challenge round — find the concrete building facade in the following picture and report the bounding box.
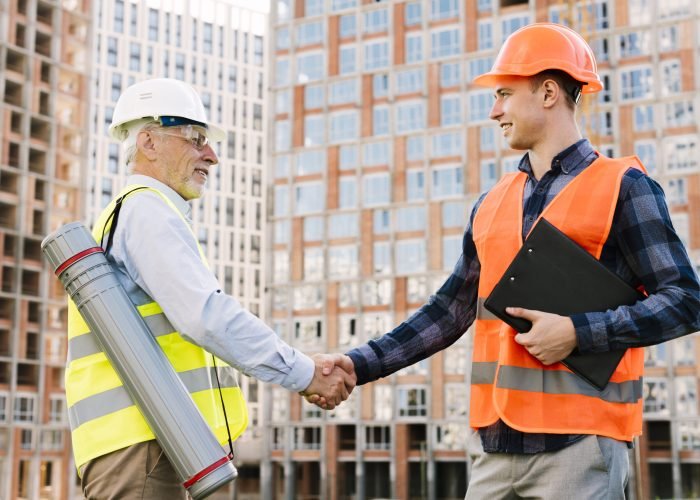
[0,0,91,498]
[266,0,700,499]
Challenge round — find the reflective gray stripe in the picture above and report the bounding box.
[471,361,498,384]
[68,366,240,430]
[68,313,175,362]
[497,365,643,404]
[476,297,499,320]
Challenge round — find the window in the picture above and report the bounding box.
[673,336,696,366]
[406,136,424,161]
[328,245,359,278]
[644,343,667,367]
[660,59,682,96]
[363,141,390,166]
[339,177,357,208]
[129,42,141,72]
[405,33,423,64]
[373,73,389,97]
[406,170,425,201]
[675,376,697,416]
[634,141,656,175]
[303,248,324,280]
[618,32,649,58]
[577,0,609,31]
[444,338,467,374]
[430,0,459,20]
[373,242,391,275]
[49,397,66,423]
[305,84,324,109]
[620,66,653,101]
[396,207,426,232]
[445,384,468,418]
[373,106,390,136]
[330,79,358,105]
[365,425,391,449]
[397,387,427,417]
[363,173,390,206]
[659,26,679,52]
[364,8,388,34]
[304,115,326,147]
[396,102,425,134]
[273,251,289,283]
[0,393,7,422]
[468,91,491,122]
[679,420,700,451]
[295,182,325,214]
[633,104,654,131]
[477,0,492,12]
[395,240,426,274]
[339,315,359,348]
[296,21,324,47]
[431,29,460,59]
[364,40,389,70]
[339,145,358,170]
[477,20,493,50]
[374,209,390,234]
[374,386,393,420]
[440,62,461,87]
[114,0,124,32]
[276,89,291,114]
[332,0,357,11]
[442,201,467,228]
[480,127,495,152]
[339,45,357,75]
[329,213,359,238]
[501,15,530,42]
[275,120,290,152]
[294,318,323,345]
[274,220,290,244]
[275,156,291,178]
[665,135,698,173]
[658,0,691,19]
[296,150,326,175]
[432,131,462,157]
[396,68,424,95]
[627,0,651,24]
[480,160,498,191]
[468,57,493,81]
[304,216,324,241]
[305,0,324,16]
[294,285,323,309]
[643,378,669,415]
[275,59,291,87]
[435,423,467,450]
[666,178,687,206]
[440,95,461,126]
[405,2,422,25]
[13,395,36,422]
[339,14,356,38]
[432,165,463,198]
[148,8,159,41]
[329,111,359,143]
[665,100,695,128]
[297,52,325,83]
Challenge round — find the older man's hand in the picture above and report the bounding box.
[301,354,357,410]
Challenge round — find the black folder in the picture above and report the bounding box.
[484,218,643,390]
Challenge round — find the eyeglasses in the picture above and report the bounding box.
[152,125,210,150]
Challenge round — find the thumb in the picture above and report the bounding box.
[513,333,528,345]
[506,307,539,321]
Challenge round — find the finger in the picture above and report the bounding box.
[506,307,539,321]
[337,354,355,374]
[513,333,529,346]
[305,394,321,404]
[320,355,336,376]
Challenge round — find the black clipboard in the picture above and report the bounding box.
[484,218,643,390]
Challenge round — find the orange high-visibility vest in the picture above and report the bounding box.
[470,155,645,441]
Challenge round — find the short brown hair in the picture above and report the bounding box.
[529,70,583,110]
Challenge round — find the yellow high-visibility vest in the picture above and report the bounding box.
[66,185,248,470]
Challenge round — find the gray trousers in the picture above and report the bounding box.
[81,440,189,500]
[465,431,629,500]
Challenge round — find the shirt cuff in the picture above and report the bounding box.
[571,311,610,353]
[279,351,315,393]
[346,342,383,385]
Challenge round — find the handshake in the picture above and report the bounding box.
[300,353,357,410]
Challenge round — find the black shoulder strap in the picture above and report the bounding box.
[99,187,150,257]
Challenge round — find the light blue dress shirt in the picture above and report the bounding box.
[105,174,315,392]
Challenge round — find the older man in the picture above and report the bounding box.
[67,78,356,499]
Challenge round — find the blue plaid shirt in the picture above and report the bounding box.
[347,139,700,453]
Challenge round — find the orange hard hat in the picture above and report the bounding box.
[472,23,603,94]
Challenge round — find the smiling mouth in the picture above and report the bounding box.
[194,168,208,180]
[501,123,512,132]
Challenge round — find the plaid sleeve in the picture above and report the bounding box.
[572,169,700,352]
[347,196,484,385]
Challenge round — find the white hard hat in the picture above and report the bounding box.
[109,78,225,142]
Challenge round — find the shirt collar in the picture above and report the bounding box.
[518,139,598,178]
[126,174,193,219]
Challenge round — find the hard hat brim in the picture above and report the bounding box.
[472,71,603,94]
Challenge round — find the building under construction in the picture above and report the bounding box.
[265,0,700,498]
